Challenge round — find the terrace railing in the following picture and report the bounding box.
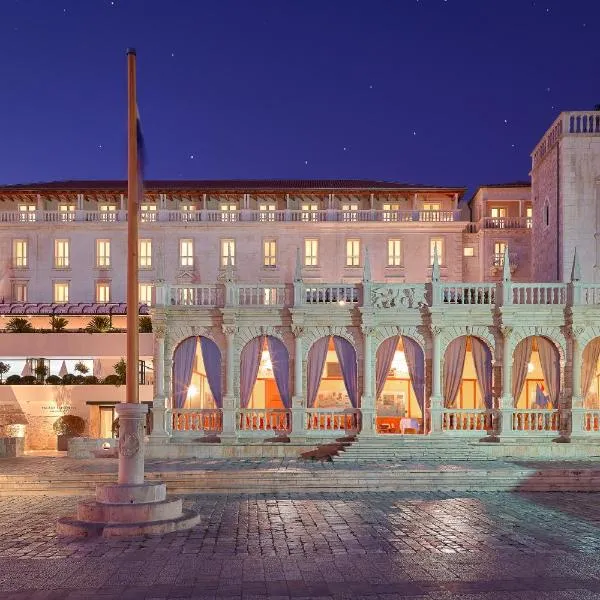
[170,408,222,434]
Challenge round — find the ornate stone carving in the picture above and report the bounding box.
[572,326,585,339]
[371,286,426,309]
[431,326,443,337]
[118,432,140,458]
[154,324,166,338]
[291,325,304,338]
[361,326,376,337]
[222,325,237,337]
[500,326,513,339]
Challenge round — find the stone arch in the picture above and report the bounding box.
[303,326,357,362]
[235,326,287,354]
[575,326,600,354]
[439,325,496,358]
[373,325,426,354]
[510,326,566,364]
[167,325,222,362]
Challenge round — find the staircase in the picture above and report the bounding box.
[333,435,495,463]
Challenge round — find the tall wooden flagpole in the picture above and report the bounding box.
[126,48,139,406]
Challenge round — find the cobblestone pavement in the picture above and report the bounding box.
[2,492,600,599]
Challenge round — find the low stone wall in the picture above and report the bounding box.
[0,437,24,457]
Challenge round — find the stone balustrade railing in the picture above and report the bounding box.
[170,408,222,433]
[442,409,497,432]
[512,409,560,433]
[159,279,600,308]
[237,408,291,432]
[305,408,360,433]
[0,208,463,225]
[584,410,600,433]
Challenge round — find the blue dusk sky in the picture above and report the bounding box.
[0,0,598,194]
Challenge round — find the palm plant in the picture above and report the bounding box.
[85,316,111,333]
[50,316,69,332]
[139,316,152,333]
[5,317,34,333]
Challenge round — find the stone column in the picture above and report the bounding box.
[115,402,148,485]
[499,326,514,436]
[360,326,376,436]
[429,326,444,434]
[221,325,237,441]
[570,330,585,437]
[150,326,168,439]
[290,326,306,442]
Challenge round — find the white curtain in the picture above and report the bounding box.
[443,337,467,408]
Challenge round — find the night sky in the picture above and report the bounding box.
[0,0,598,194]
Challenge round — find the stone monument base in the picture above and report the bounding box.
[57,481,200,538]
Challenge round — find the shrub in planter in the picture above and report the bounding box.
[53,414,86,451]
[103,374,122,385]
[45,375,62,385]
[62,373,77,385]
[5,317,34,333]
[0,361,10,383]
[5,374,21,385]
[21,375,37,385]
[74,362,89,375]
[85,316,111,333]
[139,316,152,333]
[50,316,69,332]
[84,375,99,385]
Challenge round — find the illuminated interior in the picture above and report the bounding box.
[451,337,484,410]
[184,338,216,409]
[583,340,600,410]
[514,337,557,409]
[247,338,284,409]
[376,338,422,433]
[314,338,353,409]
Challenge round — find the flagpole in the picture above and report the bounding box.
[126,48,139,405]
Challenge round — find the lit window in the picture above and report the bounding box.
[53,282,69,303]
[383,203,400,222]
[180,239,194,267]
[490,207,506,218]
[220,204,238,222]
[140,204,157,222]
[96,282,111,302]
[422,203,441,222]
[12,239,28,268]
[139,284,153,306]
[494,242,507,266]
[301,204,319,222]
[259,204,276,222]
[181,205,197,222]
[99,205,117,222]
[430,238,444,265]
[387,239,402,266]
[18,204,36,222]
[526,207,533,229]
[96,240,111,268]
[221,239,235,267]
[263,240,277,267]
[304,239,318,267]
[12,281,27,302]
[139,239,152,268]
[59,204,75,222]
[463,246,475,257]
[346,239,360,267]
[54,239,70,269]
[342,203,359,222]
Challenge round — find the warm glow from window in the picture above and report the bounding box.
[139,239,152,268]
[263,240,277,267]
[59,204,75,221]
[18,204,36,222]
[53,282,69,303]
[388,239,402,266]
[12,281,27,302]
[180,239,194,267]
[463,246,474,257]
[12,239,27,268]
[139,284,153,306]
[140,204,157,222]
[383,203,400,222]
[301,204,318,221]
[390,351,409,375]
[346,239,360,267]
[430,239,443,265]
[187,384,199,398]
[259,204,276,221]
[342,204,359,222]
[304,239,318,266]
[96,283,110,302]
[220,204,238,222]
[54,239,70,269]
[221,239,235,267]
[99,205,117,221]
[96,239,111,268]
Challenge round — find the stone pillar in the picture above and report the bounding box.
[115,402,148,485]
[150,327,168,439]
[499,326,514,436]
[360,326,376,436]
[570,331,585,436]
[429,326,444,434]
[290,326,306,441]
[221,325,237,441]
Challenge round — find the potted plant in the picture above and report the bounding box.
[74,362,89,376]
[5,317,34,333]
[45,374,62,385]
[5,374,21,385]
[139,316,152,333]
[114,358,126,385]
[53,414,86,451]
[50,316,69,332]
[34,363,48,384]
[0,361,10,383]
[85,316,111,333]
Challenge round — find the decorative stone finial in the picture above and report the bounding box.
[571,247,581,282]
[294,247,302,282]
[502,245,511,282]
[363,246,371,282]
[431,246,440,282]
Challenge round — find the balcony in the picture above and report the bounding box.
[0,208,464,225]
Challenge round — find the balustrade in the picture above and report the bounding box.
[584,410,600,432]
[439,283,496,305]
[442,409,497,432]
[233,285,287,307]
[237,409,291,432]
[170,409,222,433]
[305,408,360,433]
[511,283,566,305]
[483,216,531,229]
[170,285,221,307]
[302,284,359,305]
[512,409,559,432]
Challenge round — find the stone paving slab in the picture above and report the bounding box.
[3,492,600,598]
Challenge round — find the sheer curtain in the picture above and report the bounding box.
[199,336,222,409]
[333,336,358,408]
[581,339,600,402]
[375,336,399,401]
[172,336,197,409]
[240,337,263,408]
[471,337,493,409]
[267,336,290,408]
[306,336,329,407]
[537,336,560,408]
[443,337,467,408]
[402,336,425,413]
[512,337,533,407]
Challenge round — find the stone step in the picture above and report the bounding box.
[76,497,183,523]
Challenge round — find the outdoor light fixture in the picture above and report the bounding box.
[102,442,111,450]
[187,383,199,398]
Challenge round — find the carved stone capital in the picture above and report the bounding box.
[222,325,237,337]
[291,325,304,338]
[500,326,513,339]
[154,324,166,338]
[572,326,585,339]
[431,326,443,337]
[361,326,376,337]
